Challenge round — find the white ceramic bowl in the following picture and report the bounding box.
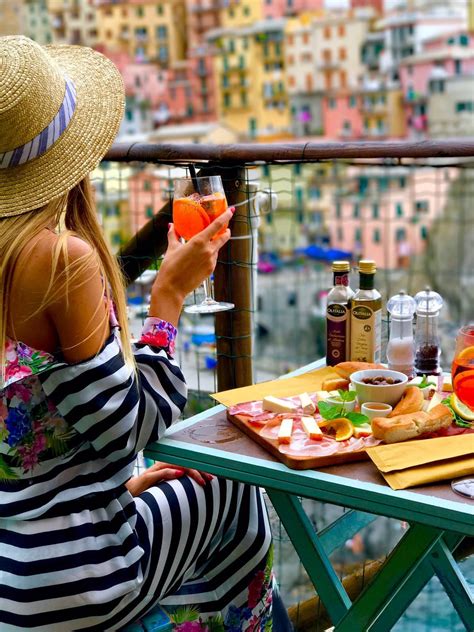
[325,395,356,412]
[350,369,408,406]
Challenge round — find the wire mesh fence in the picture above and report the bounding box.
[93,142,474,629]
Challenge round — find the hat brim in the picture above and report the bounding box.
[0,45,125,217]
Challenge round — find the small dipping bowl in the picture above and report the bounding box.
[324,395,356,412]
[351,369,408,406]
[361,402,393,421]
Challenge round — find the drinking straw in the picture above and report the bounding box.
[189,163,200,192]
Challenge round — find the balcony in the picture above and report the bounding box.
[98,139,473,630]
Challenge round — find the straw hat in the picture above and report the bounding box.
[0,36,125,217]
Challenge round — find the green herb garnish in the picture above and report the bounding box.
[318,400,370,426]
[441,397,473,429]
[414,375,436,389]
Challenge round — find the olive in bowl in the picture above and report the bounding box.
[350,369,408,406]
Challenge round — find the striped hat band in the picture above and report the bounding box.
[0,76,77,170]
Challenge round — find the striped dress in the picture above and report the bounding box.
[0,324,273,631]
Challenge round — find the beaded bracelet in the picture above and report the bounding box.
[139,317,177,356]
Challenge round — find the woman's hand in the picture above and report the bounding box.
[125,461,214,496]
[148,208,234,326]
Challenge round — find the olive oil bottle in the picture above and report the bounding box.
[326,261,354,366]
[350,260,382,363]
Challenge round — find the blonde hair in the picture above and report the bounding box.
[0,175,134,381]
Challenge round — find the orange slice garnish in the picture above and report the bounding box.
[458,345,474,362]
[319,418,353,441]
[173,197,210,240]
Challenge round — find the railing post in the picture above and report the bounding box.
[213,167,254,390]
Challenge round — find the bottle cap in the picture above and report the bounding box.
[332,260,350,272]
[387,291,416,320]
[359,260,376,275]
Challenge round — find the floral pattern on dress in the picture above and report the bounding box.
[165,545,274,631]
[1,339,75,481]
[140,317,177,357]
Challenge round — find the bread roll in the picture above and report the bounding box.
[371,404,453,443]
[333,361,385,381]
[321,377,350,391]
[388,386,424,417]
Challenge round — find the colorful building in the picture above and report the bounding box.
[263,0,323,20]
[428,75,474,138]
[328,166,457,270]
[285,12,324,136]
[208,18,290,140]
[0,0,23,36]
[95,0,186,67]
[24,0,52,44]
[399,31,474,137]
[48,0,97,46]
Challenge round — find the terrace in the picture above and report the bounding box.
[97,139,474,630]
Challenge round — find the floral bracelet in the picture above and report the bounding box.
[139,317,177,356]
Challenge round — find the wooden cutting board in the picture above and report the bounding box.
[227,411,372,470]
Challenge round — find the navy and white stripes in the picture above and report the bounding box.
[0,333,273,629]
[0,76,77,170]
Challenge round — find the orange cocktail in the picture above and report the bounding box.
[173,192,227,241]
[452,326,474,410]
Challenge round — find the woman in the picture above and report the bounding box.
[0,37,277,630]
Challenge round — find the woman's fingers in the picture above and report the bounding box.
[200,208,234,241]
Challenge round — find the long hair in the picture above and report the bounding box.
[0,175,134,382]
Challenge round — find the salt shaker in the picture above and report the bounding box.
[414,288,444,376]
[386,291,416,377]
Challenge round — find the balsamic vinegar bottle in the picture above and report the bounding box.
[350,260,382,363]
[326,261,354,366]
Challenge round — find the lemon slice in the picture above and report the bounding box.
[458,345,474,361]
[319,418,353,441]
[450,393,474,421]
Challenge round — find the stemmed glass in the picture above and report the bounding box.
[450,325,474,499]
[172,175,234,314]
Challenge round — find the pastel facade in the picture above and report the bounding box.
[0,0,23,36]
[428,75,474,137]
[48,0,97,46]
[328,166,457,270]
[96,0,186,66]
[263,0,323,20]
[24,0,52,44]
[208,19,290,140]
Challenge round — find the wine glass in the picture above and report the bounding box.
[172,175,234,314]
[450,325,474,499]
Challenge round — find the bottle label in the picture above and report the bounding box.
[350,306,382,363]
[326,303,350,365]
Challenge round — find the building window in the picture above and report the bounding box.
[328,97,336,109]
[336,202,341,218]
[337,227,344,241]
[239,55,245,68]
[429,79,445,93]
[459,34,469,46]
[338,24,345,37]
[158,45,168,62]
[399,177,406,188]
[143,180,152,191]
[241,91,247,106]
[456,101,474,113]
[355,228,362,242]
[145,205,153,218]
[373,229,381,243]
[223,56,229,71]
[324,26,331,39]
[353,203,360,218]
[303,33,309,45]
[156,4,163,15]
[349,95,356,108]
[415,200,429,213]
[243,5,250,15]
[396,203,403,217]
[420,226,428,240]
[396,228,406,242]
[136,6,144,18]
[224,93,231,107]
[339,70,347,88]
[309,187,321,199]
[372,203,379,218]
[339,47,346,60]
[156,25,167,39]
[125,109,133,122]
[222,75,229,87]
[229,39,235,53]
[289,75,295,87]
[454,59,462,75]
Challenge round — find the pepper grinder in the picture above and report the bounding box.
[414,288,444,376]
[386,291,416,377]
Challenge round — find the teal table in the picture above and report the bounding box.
[145,362,474,631]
